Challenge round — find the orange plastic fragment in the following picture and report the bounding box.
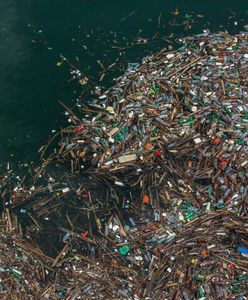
[145,143,153,150]
[143,194,150,204]
[202,248,208,257]
[79,151,86,157]
[213,137,221,143]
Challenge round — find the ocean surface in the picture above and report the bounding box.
[0,0,247,165]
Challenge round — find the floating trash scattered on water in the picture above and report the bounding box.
[1,31,248,299]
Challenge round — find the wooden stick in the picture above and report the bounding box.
[58,100,81,123]
[169,55,207,79]
[52,244,69,268]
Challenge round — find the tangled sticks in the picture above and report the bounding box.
[1,31,248,299]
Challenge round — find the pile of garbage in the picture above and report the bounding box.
[1,31,248,299]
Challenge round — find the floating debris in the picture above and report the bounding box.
[1,31,248,299]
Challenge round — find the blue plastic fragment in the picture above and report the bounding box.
[237,246,248,255]
[62,232,70,242]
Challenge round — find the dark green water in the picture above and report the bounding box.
[0,0,247,165]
